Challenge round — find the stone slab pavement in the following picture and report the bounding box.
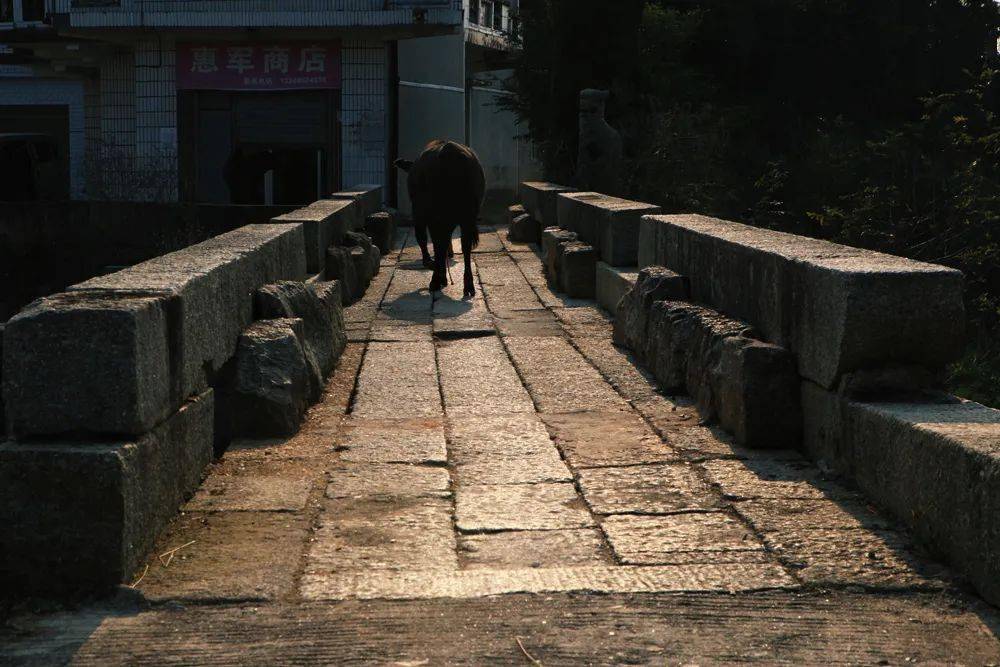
[2,226,999,664]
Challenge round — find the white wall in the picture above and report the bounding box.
[0,78,86,199]
[396,33,466,215]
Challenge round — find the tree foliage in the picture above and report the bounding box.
[507,0,1000,404]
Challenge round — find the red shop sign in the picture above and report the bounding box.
[177,42,341,90]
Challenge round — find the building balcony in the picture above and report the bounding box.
[46,0,463,31]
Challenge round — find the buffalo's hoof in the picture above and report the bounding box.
[422,257,435,269]
[464,286,476,298]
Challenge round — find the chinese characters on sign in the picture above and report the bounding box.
[177,42,341,90]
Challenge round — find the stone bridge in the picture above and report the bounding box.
[1,182,999,663]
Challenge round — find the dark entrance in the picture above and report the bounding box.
[0,105,70,201]
[180,90,340,205]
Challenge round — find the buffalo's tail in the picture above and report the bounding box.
[461,218,480,250]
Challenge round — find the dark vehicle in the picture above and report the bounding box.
[0,133,65,201]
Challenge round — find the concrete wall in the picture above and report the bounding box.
[468,69,542,222]
[397,33,467,216]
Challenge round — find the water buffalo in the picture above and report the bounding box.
[395,140,485,297]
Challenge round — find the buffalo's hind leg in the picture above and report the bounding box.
[414,218,434,269]
[461,230,475,298]
[429,236,449,293]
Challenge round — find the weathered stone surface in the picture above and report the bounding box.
[520,181,577,227]
[365,211,396,255]
[255,281,339,388]
[447,414,556,459]
[637,214,659,269]
[541,227,577,281]
[326,246,359,305]
[448,419,570,483]
[232,319,311,437]
[507,203,526,224]
[455,483,594,532]
[560,242,597,298]
[136,511,310,602]
[712,337,802,449]
[542,410,678,468]
[337,418,447,465]
[460,529,611,569]
[601,513,768,565]
[0,390,213,594]
[273,199,358,273]
[552,304,613,338]
[504,336,630,413]
[328,185,382,222]
[735,498,894,533]
[644,214,965,388]
[508,212,541,244]
[437,337,535,415]
[351,342,441,419]
[186,474,312,512]
[556,193,660,266]
[68,223,307,414]
[640,300,801,449]
[643,300,746,391]
[703,458,859,501]
[556,192,603,240]
[762,528,952,590]
[595,262,638,315]
[308,496,457,573]
[350,245,374,295]
[578,463,719,515]
[494,309,566,337]
[802,389,1000,606]
[3,291,170,436]
[612,265,689,352]
[308,280,348,363]
[302,563,795,600]
[326,463,451,499]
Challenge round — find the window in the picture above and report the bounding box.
[0,1,13,22]
[469,0,479,25]
[492,2,503,30]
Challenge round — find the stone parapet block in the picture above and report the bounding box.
[57,224,307,430]
[642,214,965,389]
[595,262,638,315]
[508,213,541,244]
[541,227,578,282]
[328,185,383,224]
[557,192,660,266]
[519,181,577,227]
[3,291,171,436]
[560,243,597,299]
[274,199,359,274]
[612,266,689,352]
[802,385,1000,606]
[0,390,213,595]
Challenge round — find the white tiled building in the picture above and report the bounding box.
[0,0,536,208]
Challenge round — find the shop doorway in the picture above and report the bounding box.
[180,90,340,205]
